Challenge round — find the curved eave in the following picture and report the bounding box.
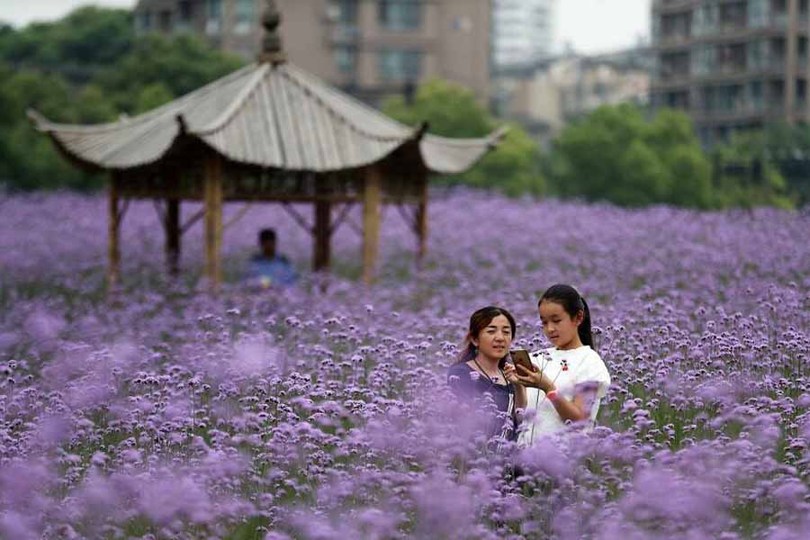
[25,64,260,171]
[31,106,424,174]
[30,109,183,171]
[420,126,509,175]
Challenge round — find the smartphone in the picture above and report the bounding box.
[510,349,536,372]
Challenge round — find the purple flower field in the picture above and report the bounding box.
[1,190,809,539]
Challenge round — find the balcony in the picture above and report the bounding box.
[652,0,698,13]
[689,60,788,85]
[328,24,360,45]
[651,78,692,92]
[693,16,791,42]
[694,98,794,123]
[654,32,693,49]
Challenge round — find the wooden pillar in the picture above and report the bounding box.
[415,172,428,264]
[362,165,382,284]
[313,199,331,271]
[107,173,121,291]
[165,198,181,276]
[203,155,223,291]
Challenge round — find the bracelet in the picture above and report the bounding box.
[545,389,559,402]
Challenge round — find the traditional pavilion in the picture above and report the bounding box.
[29,0,504,289]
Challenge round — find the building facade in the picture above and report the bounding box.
[494,49,651,147]
[492,0,555,67]
[133,0,492,105]
[651,0,810,146]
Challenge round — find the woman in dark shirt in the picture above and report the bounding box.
[447,306,527,444]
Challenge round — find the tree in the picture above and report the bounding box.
[95,33,244,113]
[0,7,133,85]
[711,130,794,209]
[383,79,492,138]
[0,68,101,190]
[382,79,546,196]
[135,83,175,115]
[0,7,244,191]
[550,104,714,208]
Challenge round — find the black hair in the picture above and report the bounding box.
[259,228,277,243]
[539,284,593,348]
[455,306,517,367]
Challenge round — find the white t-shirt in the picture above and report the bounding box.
[517,345,611,445]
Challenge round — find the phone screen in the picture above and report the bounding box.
[510,349,534,371]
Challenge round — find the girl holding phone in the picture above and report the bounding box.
[511,284,611,444]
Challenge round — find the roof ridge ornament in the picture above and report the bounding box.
[257,0,286,65]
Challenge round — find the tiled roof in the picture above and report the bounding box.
[30,62,504,175]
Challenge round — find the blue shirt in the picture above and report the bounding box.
[246,254,297,288]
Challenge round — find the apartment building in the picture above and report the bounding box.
[651,0,810,146]
[492,0,555,67]
[495,48,651,146]
[133,0,492,105]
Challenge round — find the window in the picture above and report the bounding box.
[178,0,192,24]
[158,10,172,32]
[378,49,422,81]
[334,46,357,74]
[719,1,747,28]
[235,0,254,35]
[138,10,152,31]
[206,0,222,34]
[661,51,690,79]
[660,12,691,41]
[664,90,689,109]
[706,84,743,111]
[378,0,422,31]
[748,0,768,27]
[335,0,359,25]
[692,44,716,75]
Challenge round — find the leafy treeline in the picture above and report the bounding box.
[0,7,243,190]
[385,84,799,209]
[383,80,546,198]
[0,7,803,208]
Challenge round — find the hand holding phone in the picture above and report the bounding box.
[510,349,538,373]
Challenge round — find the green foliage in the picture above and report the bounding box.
[0,67,98,189]
[754,122,810,206]
[382,79,546,197]
[383,79,492,138]
[1,7,133,85]
[551,104,714,208]
[0,7,245,191]
[75,85,118,124]
[711,130,795,210]
[95,33,243,112]
[135,82,175,115]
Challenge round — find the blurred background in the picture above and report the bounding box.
[1,0,808,208]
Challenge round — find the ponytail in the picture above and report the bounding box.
[579,297,593,348]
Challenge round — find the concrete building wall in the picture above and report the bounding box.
[134,0,492,106]
[492,0,555,67]
[650,0,810,146]
[494,49,651,146]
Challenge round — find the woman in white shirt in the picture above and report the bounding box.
[512,284,611,444]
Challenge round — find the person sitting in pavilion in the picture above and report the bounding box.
[245,228,298,289]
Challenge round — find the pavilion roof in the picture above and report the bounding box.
[29,62,505,175]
